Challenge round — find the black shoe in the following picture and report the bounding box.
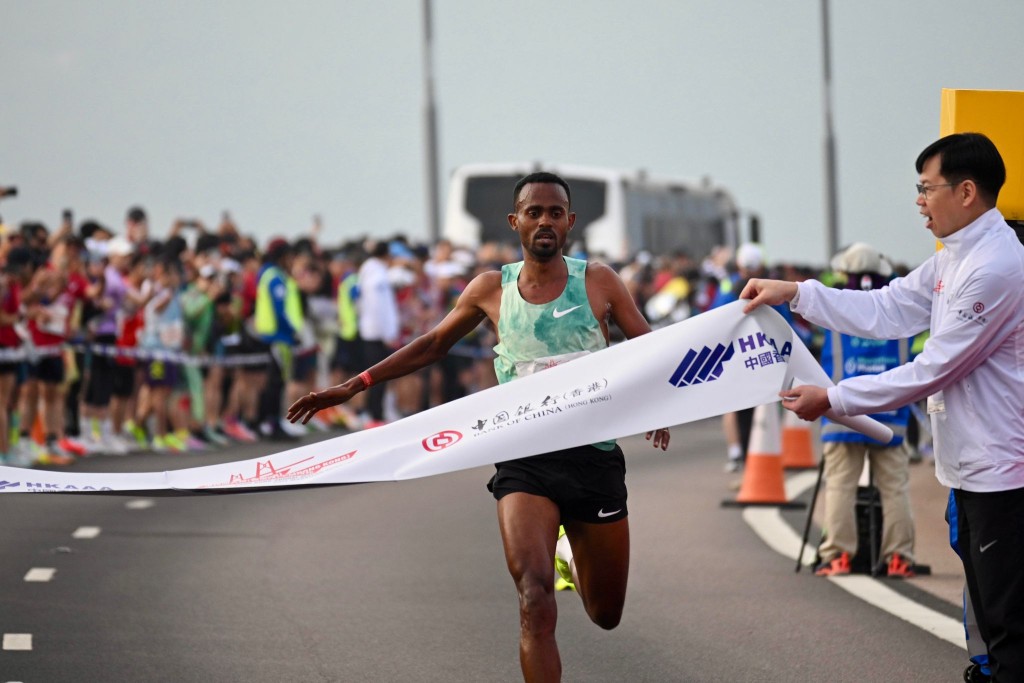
[964,663,991,683]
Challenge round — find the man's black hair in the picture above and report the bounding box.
[513,172,572,209]
[195,232,221,255]
[127,206,147,223]
[4,246,35,273]
[916,132,1006,206]
[79,220,112,240]
[163,235,188,259]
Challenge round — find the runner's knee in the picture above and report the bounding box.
[515,572,557,636]
[584,601,623,631]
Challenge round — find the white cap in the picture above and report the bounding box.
[199,264,217,279]
[830,242,893,277]
[220,258,241,274]
[106,236,134,257]
[735,243,764,270]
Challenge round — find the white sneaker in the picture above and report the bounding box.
[279,418,308,437]
[10,441,36,468]
[79,432,107,456]
[101,432,129,456]
[725,458,743,473]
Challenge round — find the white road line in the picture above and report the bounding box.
[2,633,32,651]
[742,506,818,566]
[125,499,155,510]
[829,575,966,647]
[741,470,966,651]
[71,526,101,539]
[23,568,56,582]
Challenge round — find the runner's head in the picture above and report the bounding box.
[513,172,571,211]
[508,172,575,261]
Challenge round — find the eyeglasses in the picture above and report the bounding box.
[916,181,960,198]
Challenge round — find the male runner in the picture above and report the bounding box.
[288,171,670,682]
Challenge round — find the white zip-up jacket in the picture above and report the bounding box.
[793,208,1024,492]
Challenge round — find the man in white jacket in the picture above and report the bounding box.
[742,132,1023,681]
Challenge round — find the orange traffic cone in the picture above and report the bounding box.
[32,412,46,445]
[722,403,805,509]
[781,408,817,470]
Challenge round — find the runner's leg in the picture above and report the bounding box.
[562,518,629,629]
[497,492,562,683]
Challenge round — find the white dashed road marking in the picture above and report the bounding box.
[71,526,101,539]
[2,633,33,651]
[23,568,56,582]
[125,499,155,510]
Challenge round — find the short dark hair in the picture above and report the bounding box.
[513,172,571,209]
[127,206,147,223]
[915,132,1006,206]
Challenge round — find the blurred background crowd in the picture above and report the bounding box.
[0,198,926,470]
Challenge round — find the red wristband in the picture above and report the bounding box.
[358,371,373,390]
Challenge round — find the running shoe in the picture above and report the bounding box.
[10,440,37,467]
[202,425,230,447]
[58,437,88,457]
[151,434,169,452]
[279,418,308,438]
[164,432,187,452]
[814,551,851,577]
[554,525,576,592]
[100,431,129,456]
[963,662,992,683]
[125,420,150,449]
[36,449,75,467]
[222,418,256,443]
[885,553,916,579]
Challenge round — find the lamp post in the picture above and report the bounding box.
[820,0,839,260]
[421,0,441,243]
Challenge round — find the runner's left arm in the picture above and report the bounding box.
[287,271,497,424]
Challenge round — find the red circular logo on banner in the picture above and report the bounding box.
[973,302,985,314]
[422,430,463,452]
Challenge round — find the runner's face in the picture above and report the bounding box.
[508,183,575,261]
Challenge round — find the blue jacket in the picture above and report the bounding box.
[820,330,912,446]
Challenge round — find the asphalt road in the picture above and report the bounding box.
[1,420,968,682]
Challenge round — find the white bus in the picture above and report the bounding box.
[443,162,741,263]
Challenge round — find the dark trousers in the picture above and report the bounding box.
[361,340,390,421]
[954,486,1024,681]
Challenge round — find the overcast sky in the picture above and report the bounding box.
[3,0,1022,267]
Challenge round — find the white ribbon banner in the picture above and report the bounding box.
[0,302,889,495]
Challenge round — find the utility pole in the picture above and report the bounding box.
[820,0,839,260]
[421,0,441,242]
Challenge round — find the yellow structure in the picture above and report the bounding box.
[939,89,1024,220]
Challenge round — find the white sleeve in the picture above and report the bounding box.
[827,257,1019,416]
[793,259,935,340]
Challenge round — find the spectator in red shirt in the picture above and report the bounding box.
[0,248,34,466]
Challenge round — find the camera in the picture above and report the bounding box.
[0,186,17,199]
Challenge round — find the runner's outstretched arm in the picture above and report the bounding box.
[287,272,497,424]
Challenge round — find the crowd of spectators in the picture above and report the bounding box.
[0,199,924,470]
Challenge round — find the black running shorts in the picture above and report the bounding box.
[487,444,627,524]
[27,354,64,384]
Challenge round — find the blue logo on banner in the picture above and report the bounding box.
[0,480,21,490]
[668,342,735,387]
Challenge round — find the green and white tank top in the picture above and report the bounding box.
[493,257,613,450]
